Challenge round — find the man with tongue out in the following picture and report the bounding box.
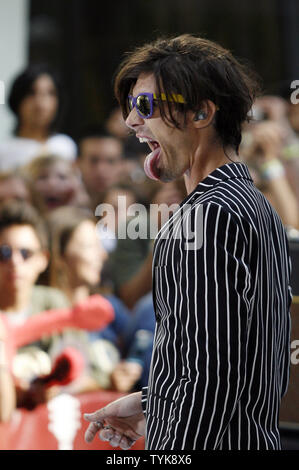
[85,35,292,450]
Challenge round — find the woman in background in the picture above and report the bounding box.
[46,206,140,393]
[0,64,77,171]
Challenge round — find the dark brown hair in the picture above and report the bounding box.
[8,64,63,136]
[0,200,48,249]
[114,34,261,154]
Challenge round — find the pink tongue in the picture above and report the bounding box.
[144,147,161,181]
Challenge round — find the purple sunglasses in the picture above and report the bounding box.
[128,92,185,119]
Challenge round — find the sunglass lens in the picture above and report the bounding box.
[136,95,151,117]
[20,248,33,261]
[0,245,12,262]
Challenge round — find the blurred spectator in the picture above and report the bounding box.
[241,96,299,229]
[46,205,133,392]
[0,171,32,205]
[111,292,155,393]
[250,95,299,202]
[105,107,150,186]
[96,182,139,254]
[107,179,186,309]
[288,99,299,136]
[105,107,130,141]
[95,182,146,292]
[0,200,70,409]
[76,128,125,209]
[0,64,77,171]
[22,154,90,214]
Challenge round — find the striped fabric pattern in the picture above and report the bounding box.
[142,161,292,450]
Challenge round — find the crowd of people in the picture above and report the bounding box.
[0,64,298,428]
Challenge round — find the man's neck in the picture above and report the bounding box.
[184,143,238,194]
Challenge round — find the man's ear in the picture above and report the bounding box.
[192,100,218,129]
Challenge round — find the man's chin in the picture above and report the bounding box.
[158,165,183,183]
[158,172,176,183]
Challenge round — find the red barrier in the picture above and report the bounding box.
[0,390,145,450]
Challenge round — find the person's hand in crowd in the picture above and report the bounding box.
[253,95,296,143]
[248,120,284,163]
[242,120,299,229]
[84,391,145,449]
[110,360,143,392]
[242,120,285,175]
[254,95,288,122]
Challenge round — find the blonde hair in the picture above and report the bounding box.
[22,153,76,180]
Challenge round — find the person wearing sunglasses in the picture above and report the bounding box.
[0,200,72,409]
[85,35,292,451]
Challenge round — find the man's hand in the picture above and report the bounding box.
[84,391,145,450]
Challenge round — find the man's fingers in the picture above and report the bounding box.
[119,435,136,450]
[85,421,138,449]
[99,427,114,442]
[99,427,136,450]
[84,421,102,443]
[109,432,123,448]
[84,409,106,424]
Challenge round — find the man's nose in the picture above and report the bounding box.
[9,250,24,265]
[125,107,144,131]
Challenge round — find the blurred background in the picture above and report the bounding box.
[0,0,299,139]
[0,0,298,451]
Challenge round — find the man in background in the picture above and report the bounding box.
[76,128,125,209]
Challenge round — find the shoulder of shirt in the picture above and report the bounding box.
[47,133,78,157]
[0,136,37,149]
[47,133,76,146]
[182,199,257,243]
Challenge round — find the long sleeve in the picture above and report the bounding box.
[145,162,291,450]
[155,202,254,449]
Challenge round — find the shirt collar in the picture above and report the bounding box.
[182,161,253,204]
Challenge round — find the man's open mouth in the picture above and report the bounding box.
[44,195,64,208]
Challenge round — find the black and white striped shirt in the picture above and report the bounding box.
[141,161,292,450]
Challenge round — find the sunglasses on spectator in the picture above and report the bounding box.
[0,244,39,262]
[128,92,185,119]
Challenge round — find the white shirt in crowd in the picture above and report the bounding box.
[0,133,77,171]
